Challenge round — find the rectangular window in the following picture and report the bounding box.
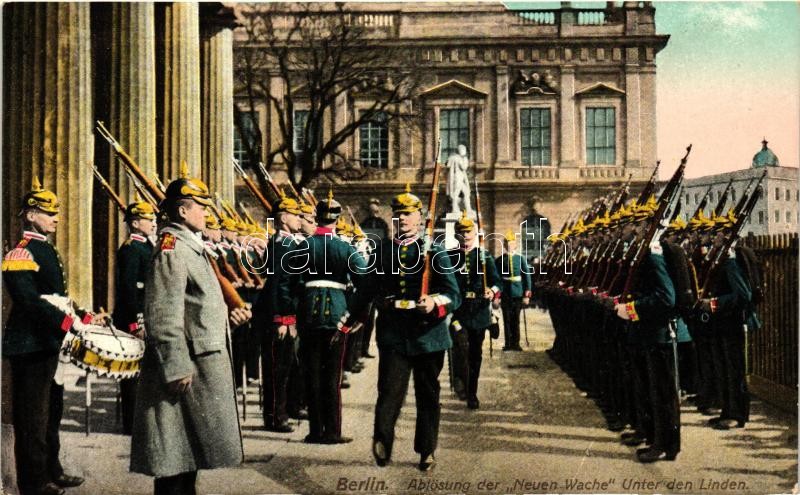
[786,189,791,201]
[359,112,389,169]
[775,187,780,201]
[585,107,615,165]
[439,108,470,163]
[293,110,309,153]
[731,188,736,202]
[758,211,765,225]
[520,108,551,166]
[786,211,792,223]
[694,193,699,204]
[775,210,780,223]
[234,111,259,168]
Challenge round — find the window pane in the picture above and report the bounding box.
[234,111,259,168]
[359,111,388,168]
[585,107,615,165]
[520,108,551,166]
[439,109,470,162]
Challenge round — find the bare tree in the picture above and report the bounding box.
[234,3,422,190]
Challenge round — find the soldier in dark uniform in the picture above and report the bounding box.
[298,191,367,444]
[614,200,679,463]
[2,178,88,495]
[448,212,502,409]
[254,192,304,433]
[113,197,156,435]
[495,231,532,351]
[699,212,758,430]
[359,185,461,471]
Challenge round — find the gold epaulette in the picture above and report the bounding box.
[2,245,40,272]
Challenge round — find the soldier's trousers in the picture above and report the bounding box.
[300,328,347,440]
[374,349,444,457]
[232,324,248,387]
[696,332,723,410]
[718,329,749,424]
[287,336,306,416]
[360,305,377,357]
[9,352,64,493]
[448,326,469,399]
[120,377,138,435]
[466,326,487,399]
[646,344,681,455]
[501,298,523,349]
[628,343,653,442]
[261,331,296,427]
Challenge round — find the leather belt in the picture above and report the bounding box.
[503,276,521,282]
[305,280,347,291]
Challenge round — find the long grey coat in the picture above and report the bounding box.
[130,223,242,477]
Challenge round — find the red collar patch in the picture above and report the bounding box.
[23,231,47,241]
[160,233,176,252]
[130,233,147,243]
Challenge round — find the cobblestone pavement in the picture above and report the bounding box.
[43,310,797,494]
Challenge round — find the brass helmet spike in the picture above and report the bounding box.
[179,160,189,179]
[328,188,334,202]
[405,183,411,193]
[32,174,43,192]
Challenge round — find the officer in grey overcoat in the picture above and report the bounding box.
[130,174,251,495]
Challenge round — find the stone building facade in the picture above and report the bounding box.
[680,140,798,237]
[233,1,669,259]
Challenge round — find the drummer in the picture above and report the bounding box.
[2,177,97,495]
[113,195,156,435]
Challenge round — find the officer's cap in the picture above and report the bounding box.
[316,188,341,223]
[205,213,221,230]
[391,183,422,213]
[125,194,157,222]
[688,210,715,231]
[164,162,212,207]
[711,209,737,231]
[276,188,302,215]
[336,215,353,237]
[221,215,239,232]
[667,216,687,232]
[22,176,59,214]
[455,211,475,233]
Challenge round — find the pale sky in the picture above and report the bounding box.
[506,1,800,178]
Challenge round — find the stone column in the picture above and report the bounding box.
[201,6,236,199]
[624,54,641,169]
[161,2,201,180]
[559,65,577,169]
[2,3,94,303]
[106,2,157,306]
[334,92,350,162]
[494,65,511,164]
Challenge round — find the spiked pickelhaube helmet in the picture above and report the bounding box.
[22,176,59,214]
[316,188,342,223]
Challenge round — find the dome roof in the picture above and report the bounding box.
[752,139,779,168]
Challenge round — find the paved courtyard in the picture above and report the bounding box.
[30,310,798,494]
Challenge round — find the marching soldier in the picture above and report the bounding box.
[113,196,157,435]
[298,190,367,444]
[495,231,532,351]
[3,178,91,495]
[254,191,304,433]
[130,172,251,494]
[359,185,461,471]
[448,212,502,409]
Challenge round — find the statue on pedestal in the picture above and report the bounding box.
[446,144,473,217]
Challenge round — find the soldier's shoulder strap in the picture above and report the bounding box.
[158,232,177,253]
[2,238,39,272]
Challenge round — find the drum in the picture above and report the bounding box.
[60,325,145,380]
[40,294,145,380]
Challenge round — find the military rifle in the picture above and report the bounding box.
[619,146,691,301]
[691,185,713,219]
[419,140,442,298]
[95,121,165,202]
[635,160,661,205]
[713,178,734,217]
[92,166,126,214]
[232,157,273,213]
[257,162,283,198]
[124,169,160,211]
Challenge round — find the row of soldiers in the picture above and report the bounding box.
[4,158,541,495]
[537,157,762,464]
